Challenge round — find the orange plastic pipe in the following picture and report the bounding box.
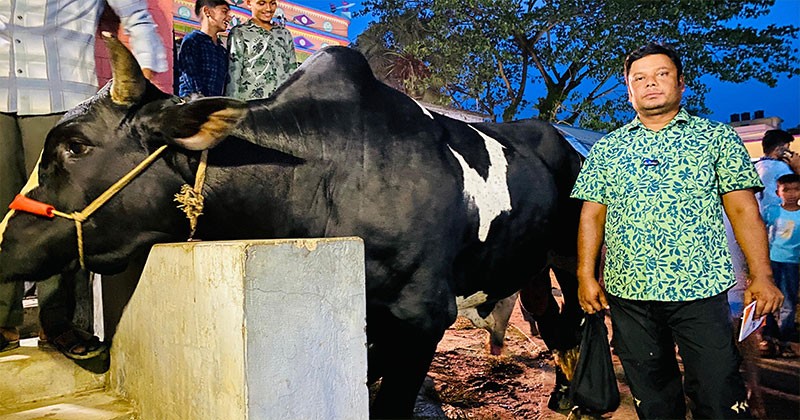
[8,194,55,218]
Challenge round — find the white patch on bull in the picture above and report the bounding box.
[447,126,512,242]
[0,156,42,252]
[412,98,434,119]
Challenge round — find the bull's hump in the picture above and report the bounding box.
[448,126,512,242]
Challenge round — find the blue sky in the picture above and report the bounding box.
[324,0,799,129]
[701,0,799,129]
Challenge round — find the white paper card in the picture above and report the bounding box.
[738,300,765,342]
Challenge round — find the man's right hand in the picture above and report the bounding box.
[578,276,609,314]
[783,150,800,173]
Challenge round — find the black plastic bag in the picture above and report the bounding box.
[568,312,620,413]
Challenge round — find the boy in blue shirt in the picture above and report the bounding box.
[762,173,800,356]
[177,0,231,97]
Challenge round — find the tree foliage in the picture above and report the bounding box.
[355,0,799,129]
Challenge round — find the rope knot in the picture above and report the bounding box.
[174,184,204,237]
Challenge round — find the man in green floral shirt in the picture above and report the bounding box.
[572,43,783,419]
[226,0,296,100]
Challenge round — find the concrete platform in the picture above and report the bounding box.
[0,338,107,413]
[0,390,134,419]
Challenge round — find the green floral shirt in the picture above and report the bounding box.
[571,108,762,301]
[226,20,296,100]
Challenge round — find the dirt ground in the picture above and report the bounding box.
[412,300,638,419]
[411,297,800,420]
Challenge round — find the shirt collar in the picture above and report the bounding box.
[627,107,690,132]
[245,20,279,32]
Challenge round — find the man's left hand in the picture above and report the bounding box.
[744,277,784,317]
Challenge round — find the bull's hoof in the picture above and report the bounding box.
[489,342,503,356]
[567,406,605,420]
[547,384,572,412]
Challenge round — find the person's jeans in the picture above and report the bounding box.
[765,261,799,341]
[0,282,23,329]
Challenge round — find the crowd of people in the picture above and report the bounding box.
[177,0,296,100]
[0,0,296,360]
[754,130,800,357]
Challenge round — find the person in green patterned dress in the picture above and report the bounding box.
[572,43,783,419]
[225,0,296,100]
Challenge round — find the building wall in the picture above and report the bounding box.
[173,0,350,63]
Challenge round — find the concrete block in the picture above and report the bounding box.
[109,238,368,420]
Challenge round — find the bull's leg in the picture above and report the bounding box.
[519,269,570,411]
[369,320,440,419]
[520,267,583,412]
[459,292,519,356]
[518,269,555,342]
[487,292,518,355]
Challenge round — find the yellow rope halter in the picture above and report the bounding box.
[12,146,209,270]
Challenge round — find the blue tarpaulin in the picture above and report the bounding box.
[553,124,605,158]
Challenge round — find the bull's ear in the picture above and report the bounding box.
[161,98,249,151]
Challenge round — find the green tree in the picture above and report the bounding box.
[358,0,799,129]
[353,12,451,105]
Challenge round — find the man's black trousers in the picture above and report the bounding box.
[607,293,750,419]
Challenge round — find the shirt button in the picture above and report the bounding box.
[17,69,22,73]
[16,15,22,20]
[14,39,20,43]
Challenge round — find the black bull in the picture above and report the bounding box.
[0,36,583,417]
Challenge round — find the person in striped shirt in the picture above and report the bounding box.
[0,0,166,360]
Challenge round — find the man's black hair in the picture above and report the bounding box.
[762,129,794,155]
[624,43,683,79]
[777,173,800,185]
[195,0,230,17]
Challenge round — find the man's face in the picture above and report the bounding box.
[247,0,278,26]
[626,54,685,118]
[777,182,800,205]
[205,5,231,33]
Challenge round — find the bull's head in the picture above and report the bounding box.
[0,34,248,282]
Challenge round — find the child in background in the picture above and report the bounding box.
[762,173,800,357]
[177,0,232,97]
[226,0,296,100]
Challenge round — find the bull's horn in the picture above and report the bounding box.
[103,32,146,106]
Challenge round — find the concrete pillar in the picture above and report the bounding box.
[109,238,368,420]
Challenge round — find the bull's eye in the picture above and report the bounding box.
[66,141,91,156]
